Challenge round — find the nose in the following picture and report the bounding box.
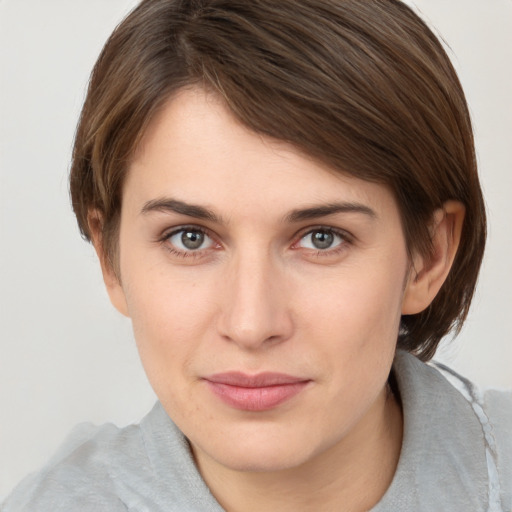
[216,250,294,350]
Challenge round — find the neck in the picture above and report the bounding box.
[193,385,403,512]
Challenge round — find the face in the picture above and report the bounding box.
[107,87,412,473]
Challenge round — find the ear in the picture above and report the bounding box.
[88,210,130,318]
[402,201,465,315]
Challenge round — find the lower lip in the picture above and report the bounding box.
[205,381,309,411]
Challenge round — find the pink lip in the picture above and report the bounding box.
[204,372,310,412]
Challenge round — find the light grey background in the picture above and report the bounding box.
[1,0,511,499]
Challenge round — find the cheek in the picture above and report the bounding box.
[120,262,217,382]
[299,259,405,343]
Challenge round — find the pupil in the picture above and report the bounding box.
[182,231,204,250]
[312,231,333,249]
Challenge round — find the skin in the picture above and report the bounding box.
[92,87,464,511]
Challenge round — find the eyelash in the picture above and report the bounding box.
[159,226,217,259]
[292,226,352,258]
[158,225,353,260]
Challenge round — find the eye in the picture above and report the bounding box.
[298,229,344,250]
[167,228,215,252]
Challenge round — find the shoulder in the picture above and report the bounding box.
[431,358,512,501]
[481,388,512,508]
[2,403,223,512]
[383,351,512,511]
[2,421,145,512]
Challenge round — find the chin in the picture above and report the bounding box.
[192,423,323,473]
[209,446,313,473]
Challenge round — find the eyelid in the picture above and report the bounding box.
[289,226,355,261]
[159,224,221,256]
[160,224,208,241]
[292,225,353,245]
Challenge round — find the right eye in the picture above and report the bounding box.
[165,227,216,254]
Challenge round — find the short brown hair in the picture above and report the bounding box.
[70,0,486,361]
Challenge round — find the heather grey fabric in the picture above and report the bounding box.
[3,351,511,511]
[372,354,511,512]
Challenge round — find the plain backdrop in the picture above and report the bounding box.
[1,0,511,500]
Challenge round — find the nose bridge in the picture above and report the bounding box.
[218,245,292,348]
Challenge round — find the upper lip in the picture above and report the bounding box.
[204,372,309,388]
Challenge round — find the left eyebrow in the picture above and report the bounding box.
[284,202,377,223]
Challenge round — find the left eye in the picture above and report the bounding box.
[298,229,344,250]
[167,229,215,251]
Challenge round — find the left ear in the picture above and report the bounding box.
[402,201,465,315]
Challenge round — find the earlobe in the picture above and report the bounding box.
[87,210,130,318]
[402,201,465,315]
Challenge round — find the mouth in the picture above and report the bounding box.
[203,372,311,412]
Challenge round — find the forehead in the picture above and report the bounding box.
[126,87,399,221]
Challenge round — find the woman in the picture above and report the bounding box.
[4,0,511,510]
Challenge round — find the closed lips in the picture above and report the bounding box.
[204,372,311,411]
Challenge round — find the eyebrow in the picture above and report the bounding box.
[285,202,377,223]
[140,198,221,223]
[140,197,376,224]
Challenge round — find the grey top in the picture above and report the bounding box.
[3,351,511,511]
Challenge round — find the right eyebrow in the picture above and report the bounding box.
[140,198,222,223]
